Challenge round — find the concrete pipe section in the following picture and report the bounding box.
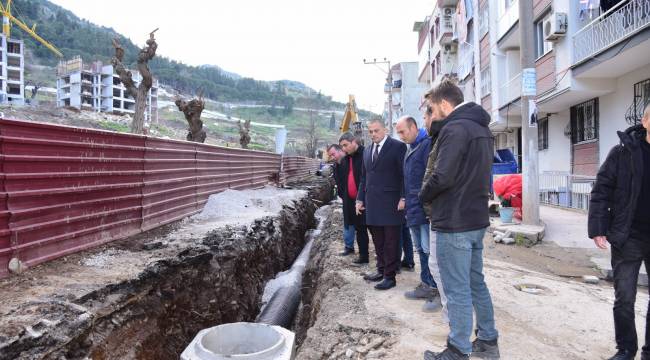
[180,322,295,360]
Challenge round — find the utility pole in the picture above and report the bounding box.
[519,0,540,225]
[363,58,393,133]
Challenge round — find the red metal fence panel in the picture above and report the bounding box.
[281,156,320,184]
[142,137,198,231]
[0,119,145,276]
[0,118,320,278]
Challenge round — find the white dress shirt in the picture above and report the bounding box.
[373,135,388,154]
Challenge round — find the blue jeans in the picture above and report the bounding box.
[437,228,498,354]
[398,224,414,266]
[343,224,355,250]
[409,224,436,288]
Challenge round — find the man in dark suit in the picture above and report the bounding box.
[356,118,407,290]
[337,133,369,264]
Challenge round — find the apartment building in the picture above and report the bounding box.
[416,0,650,209]
[385,62,428,128]
[57,57,159,124]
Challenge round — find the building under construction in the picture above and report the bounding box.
[0,34,24,104]
[56,56,159,124]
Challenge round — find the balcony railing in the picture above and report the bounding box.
[498,73,521,107]
[497,0,519,40]
[539,172,596,211]
[573,0,650,65]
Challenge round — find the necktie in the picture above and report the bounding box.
[372,143,379,163]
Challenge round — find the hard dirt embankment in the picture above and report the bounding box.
[294,202,648,360]
[0,177,333,360]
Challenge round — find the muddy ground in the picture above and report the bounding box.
[295,204,647,360]
[0,178,332,360]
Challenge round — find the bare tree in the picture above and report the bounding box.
[175,93,207,143]
[306,109,319,158]
[111,29,158,134]
[25,81,40,105]
[238,119,251,149]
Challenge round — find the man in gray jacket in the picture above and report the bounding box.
[419,81,499,360]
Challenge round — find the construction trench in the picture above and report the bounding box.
[0,176,357,360]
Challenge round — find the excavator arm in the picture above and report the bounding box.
[339,95,359,133]
[0,0,63,58]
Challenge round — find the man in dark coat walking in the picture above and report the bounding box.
[589,104,650,360]
[419,81,498,360]
[338,132,369,264]
[356,118,407,290]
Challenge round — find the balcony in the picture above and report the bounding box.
[573,0,650,65]
[498,72,522,108]
[438,13,455,45]
[457,47,474,80]
[497,0,519,41]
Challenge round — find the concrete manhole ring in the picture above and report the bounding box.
[514,283,549,295]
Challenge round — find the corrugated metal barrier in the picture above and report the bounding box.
[0,118,319,278]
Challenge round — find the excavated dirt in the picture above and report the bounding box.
[0,177,332,360]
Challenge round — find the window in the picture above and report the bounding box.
[431,60,436,81]
[467,19,474,45]
[538,117,549,150]
[435,53,441,74]
[570,98,599,144]
[480,67,491,98]
[534,12,553,59]
[465,0,474,20]
[625,78,650,125]
[435,18,440,40]
[479,6,489,37]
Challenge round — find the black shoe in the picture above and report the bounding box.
[363,272,383,282]
[472,338,500,359]
[338,247,354,256]
[608,350,636,360]
[352,257,369,265]
[641,350,650,360]
[423,344,468,360]
[374,278,396,290]
[400,261,415,272]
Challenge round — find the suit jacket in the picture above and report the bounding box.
[357,136,406,226]
[338,146,366,226]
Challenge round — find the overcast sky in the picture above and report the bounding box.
[49,0,432,113]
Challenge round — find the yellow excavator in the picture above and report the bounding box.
[339,94,359,133]
[339,94,364,144]
[0,0,63,57]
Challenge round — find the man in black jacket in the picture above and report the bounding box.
[338,133,370,265]
[327,143,358,256]
[589,104,650,360]
[419,81,498,360]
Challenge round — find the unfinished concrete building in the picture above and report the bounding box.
[56,57,158,124]
[0,35,25,104]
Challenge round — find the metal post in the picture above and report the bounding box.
[363,58,393,132]
[519,0,540,225]
[387,61,393,133]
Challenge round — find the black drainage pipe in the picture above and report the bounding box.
[256,205,329,328]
